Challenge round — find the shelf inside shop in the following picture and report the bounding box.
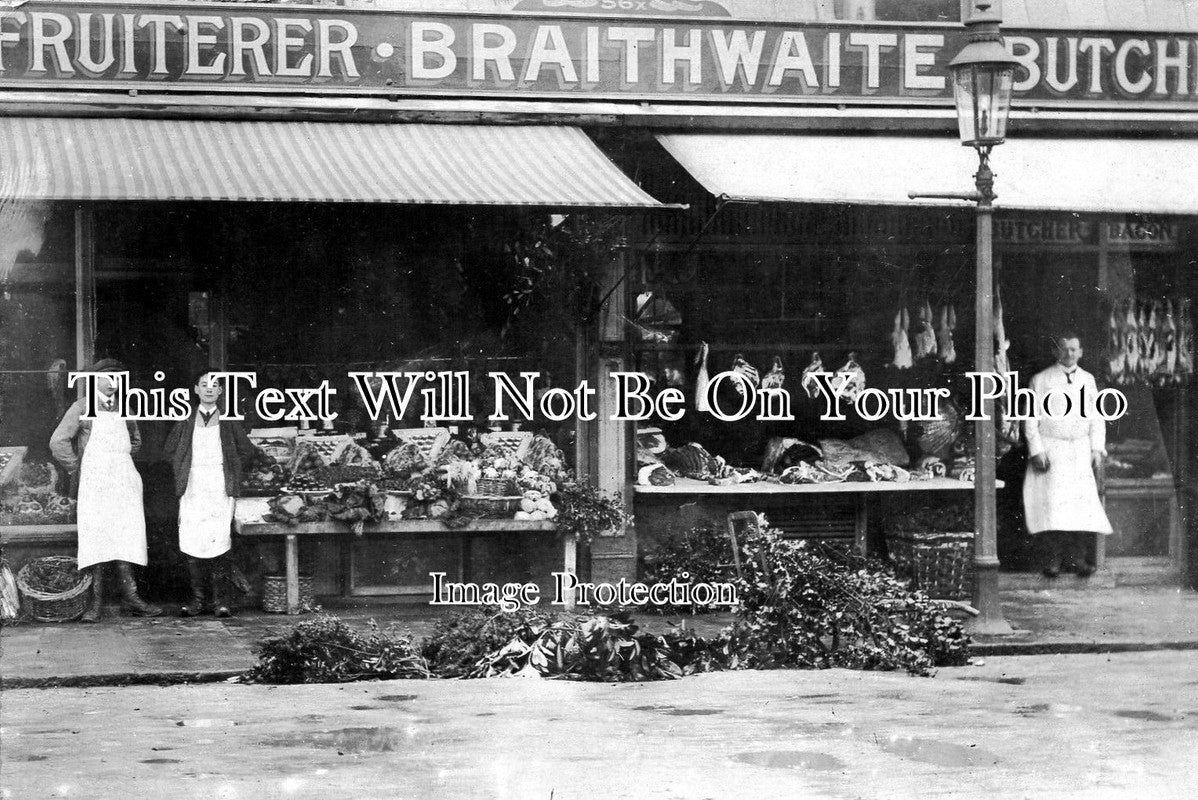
[634,477,1002,495]
[235,519,558,537]
[633,342,878,353]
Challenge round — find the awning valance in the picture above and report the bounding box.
[657,134,1198,216]
[0,118,668,208]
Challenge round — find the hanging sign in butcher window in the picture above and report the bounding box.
[0,1,1195,107]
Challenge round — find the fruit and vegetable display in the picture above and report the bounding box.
[238,429,575,527]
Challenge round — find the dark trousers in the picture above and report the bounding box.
[1038,531,1097,574]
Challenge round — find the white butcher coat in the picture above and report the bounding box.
[1022,363,1113,535]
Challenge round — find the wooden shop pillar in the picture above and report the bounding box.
[589,245,637,585]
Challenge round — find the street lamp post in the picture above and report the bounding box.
[912,1,1018,635]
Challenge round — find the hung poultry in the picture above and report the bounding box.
[936,305,957,365]
[801,352,824,399]
[994,287,1020,445]
[832,352,866,405]
[730,353,760,397]
[1157,299,1177,385]
[911,300,937,360]
[889,307,913,369]
[761,356,785,390]
[694,341,711,412]
[1107,304,1125,385]
[1123,299,1141,382]
[1177,298,1194,380]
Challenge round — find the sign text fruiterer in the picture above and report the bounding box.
[1,1,1196,106]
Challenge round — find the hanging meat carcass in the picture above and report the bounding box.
[761,356,785,390]
[730,353,760,398]
[694,341,711,412]
[1178,297,1194,381]
[889,307,913,369]
[801,352,824,399]
[912,300,937,360]
[1107,304,1125,385]
[937,305,957,365]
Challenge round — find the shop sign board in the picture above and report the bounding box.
[996,217,1095,245]
[1103,219,1180,247]
[995,216,1180,247]
[0,1,1195,108]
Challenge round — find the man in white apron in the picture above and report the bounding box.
[1023,334,1113,578]
[164,371,260,617]
[49,359,162,621]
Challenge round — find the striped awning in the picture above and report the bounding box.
[0,118,667,207]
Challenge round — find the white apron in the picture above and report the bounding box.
[178,420,234,558]
[1023,437,1113,535]
[76,409,147,568]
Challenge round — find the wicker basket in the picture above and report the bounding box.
[262,574,315,614]
[475,477,515,496]
[887,531,974,600]
[459,495,521,517]
[16,556,92,623]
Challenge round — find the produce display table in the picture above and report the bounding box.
[635,478,1004,554]
[233,515,565,614]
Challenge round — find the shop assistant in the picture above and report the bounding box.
[1023,334,1113,578]
[164,371,260,617]
[49,359,162,621]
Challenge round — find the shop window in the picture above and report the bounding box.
[0,205,75,525]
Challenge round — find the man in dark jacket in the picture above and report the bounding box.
[163,371,260,617]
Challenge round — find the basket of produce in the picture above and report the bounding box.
[459,494,521,517]
[15,556,92,622]
[262,574,315,614]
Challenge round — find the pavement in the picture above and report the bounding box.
[3,580,1198,688]
[2,650,1197,799]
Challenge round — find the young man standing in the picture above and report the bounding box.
[1023,334,1113,578]
[164,372,259,617]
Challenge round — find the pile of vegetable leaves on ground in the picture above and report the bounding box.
[242,614,429,684]
[242,520,970,684]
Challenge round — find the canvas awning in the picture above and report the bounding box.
[657,133,1198,216]
[0,118,669,208]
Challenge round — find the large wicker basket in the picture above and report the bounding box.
[16,556,92,623]
[262,574,315,614]
[887,531,975,600]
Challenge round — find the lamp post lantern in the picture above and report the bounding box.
[952,1,1019,635]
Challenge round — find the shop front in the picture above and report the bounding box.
[1,1,1196,616]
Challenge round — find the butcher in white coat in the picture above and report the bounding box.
[1023,334,1113,578]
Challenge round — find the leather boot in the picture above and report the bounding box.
[114,561,163,617]
[80,564,105,623]
[180,557,206,617]
[210,556,233,618]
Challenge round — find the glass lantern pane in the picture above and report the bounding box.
[952,67,978,145]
